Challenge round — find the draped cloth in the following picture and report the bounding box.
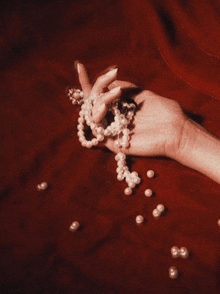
[1,0,220,293]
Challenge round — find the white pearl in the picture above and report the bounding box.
[217,219,220,226]
[37,182,48,191]
[136,215,144,224]
[134,177,141,184]
[121,141,130,148]
[91,138,99,146]
[69,221,80,232]
[90,123,96,130]
[146,170,155,178]
[77,124,84,131]
[97,134,104,141]
[97,126,104,134]
[117,160,126,167]
[78,117,84,123]
[85,141,93,148]
[124,170,130,177]
[124,187,132,195]
[118,152,126,160]
[156,204,165,213]
[169,266,178,279]
[171,246,180,258]
[117,174,124,181]
[152,208,160,218]
[144,189,153,197]
[179,247,189,259]
[128,182,136,188]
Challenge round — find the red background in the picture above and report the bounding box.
[1,0,220,293]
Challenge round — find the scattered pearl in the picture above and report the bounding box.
[152,208,160,218]
[124,187,132,195]
[179,247,189,259]
[169,266,178,279]
[156,204,165,213]
[146,170,155,178]
[37,182,48,191]
[136,215,144,224]
[69,221,80,232]
[171,246,180,259]
[217,219,220,226]
[144,188,153,197]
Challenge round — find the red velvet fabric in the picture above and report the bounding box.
[1,0,220,293]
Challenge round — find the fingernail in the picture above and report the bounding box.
[74,60,81,74]
[106,68,118,77]
[109,86,121,94]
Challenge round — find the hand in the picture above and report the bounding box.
[76,62,188,159]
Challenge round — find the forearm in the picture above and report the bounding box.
[174,119,220,184]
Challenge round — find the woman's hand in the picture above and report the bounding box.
[76,62,188,160]
[76,62,220,185]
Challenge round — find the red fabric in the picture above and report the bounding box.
[1,0,220,293]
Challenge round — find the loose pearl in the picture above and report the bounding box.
[179,247,189,259]
[146,170,155,178]
[169,266,178,279]
[217,219,220,226]
[136,215,144,224]
[152,208,160,218]
[37,182,48,191]
[69,221,80,232]
[124,187,132,195]
[144,189,153,197]
[171,246,180,258]
[156,204,165,213]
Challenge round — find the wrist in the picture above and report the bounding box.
[172,118,198,165]
[172,118,220,184]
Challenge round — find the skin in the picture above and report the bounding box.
[77,62,220,185]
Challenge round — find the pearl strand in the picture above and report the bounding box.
[68,88,141,195]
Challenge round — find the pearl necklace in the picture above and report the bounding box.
[67,87,141,195]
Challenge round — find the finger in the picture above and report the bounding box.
[102,86,121,105]
[76,62,92,97]
[92,86,121,123]
[108,80,137,90]
[90,68,118,96]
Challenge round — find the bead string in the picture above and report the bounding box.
[66,87,193,279]
[67,87,141,195]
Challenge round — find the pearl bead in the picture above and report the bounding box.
[124,187,132,195]
[156,204,165,213]
[37,182,48,191]
[91,138,99,146]
[97,134,104,141]
[134,177,141,184]
[136,215,144,224]
[69,221,80,232]
[128,182,136,189]
[217,219,220,226]
[146,170,155,178]
[117,174,124,181]
[171,246,180,258]
[169,266,178,279]
[179,247,189,259]
[144,189,153,197]
[152,208,160,218]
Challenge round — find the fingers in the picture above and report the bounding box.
[76,62,92,97]
[90,68,118,96]
[108,80,137,90]
[92,86,121,123]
